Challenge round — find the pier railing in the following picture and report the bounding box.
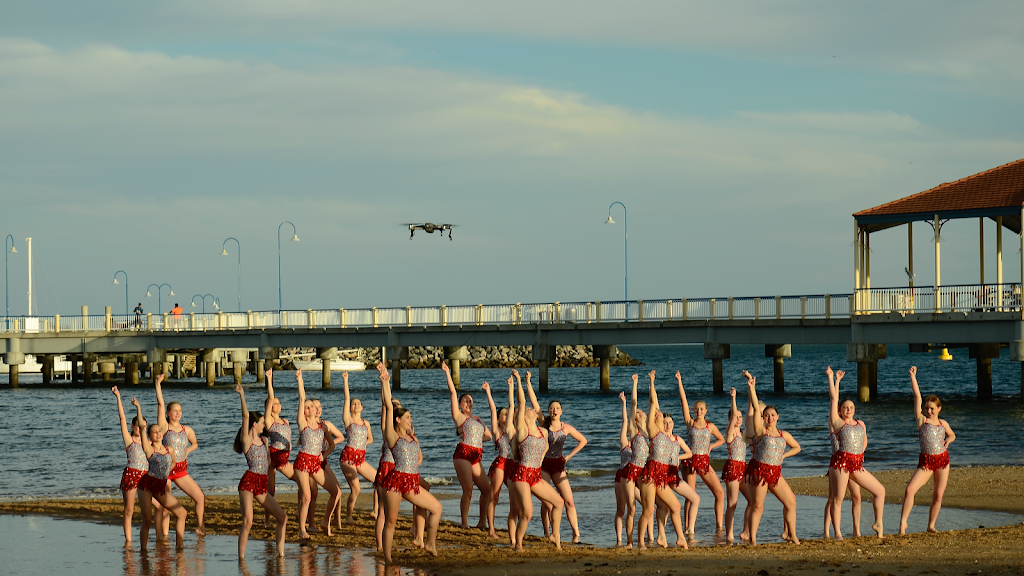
[0,285,1017,334]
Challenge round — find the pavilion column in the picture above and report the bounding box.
[853,220,861,314]
[908,222,915,313]
[979,217,985,284]
[934,214,942,312]
[866,231,871,310]
[1020,208,1023,298]
[996,217,1003,309]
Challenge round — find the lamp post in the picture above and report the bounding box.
[145,283,174,314]
[190,294,220,314]
[5,235,15,327]
[221,237,241,312]
[111,271,129,315]
[277,222,300,311]
[604,201,628,301]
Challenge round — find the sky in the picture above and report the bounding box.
[2,1,1023,316]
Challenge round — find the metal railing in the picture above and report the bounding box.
[854,283,1022,314]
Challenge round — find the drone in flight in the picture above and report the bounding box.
[405,223,456,240]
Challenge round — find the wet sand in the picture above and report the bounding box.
[2,466,1023,576]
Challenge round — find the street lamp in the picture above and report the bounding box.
[221,237,241,312]
[190,294,220,314]
[145,283,174,314]
[112,270,129,315]
[605,201,628,301]
[277,221,300,311]
[5,234,16,324]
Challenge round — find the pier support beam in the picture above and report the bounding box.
[201,349,219,387]
[704,343,731,394]
[765,345,791,393]
[8,363,18,388]
[847,343,886,402]
[83,355,94,384]
[255,351,266,384]
[5,342,24,388]
[125,358,140,385]
[532,345,556,392]
[231,350,247,386]
[69,355,79,383]
[173,354,183,379]
[444,347,469,390]
[317,348,337,388]
[970,343,1000,400]
[41,354,53,384]
[594,345,617,391]
[99,360,116,382]
[147,350,166,385]
[387,347,408,391]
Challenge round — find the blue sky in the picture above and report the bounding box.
[2,1,1023,316]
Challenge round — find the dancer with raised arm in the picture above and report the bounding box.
[657,414,700,541]
[721,387,748,542]
[613,391,632,547]
[137,408,188,550]
[676,371,726,534]
[155,374,206,536]
[339,371,379,525]
[373,394,397,552]
[899,366,956,534]
[234,384,287,558]
[509,367,564,552]
[826,366,885,539]
[113,387,150,545]
[484,378,517,539]
[636,371,687,550]
[444,361,492,530]
[742,370,800,545]
[619,374,651,549]
[306,398,345,531]
[292,370,342,538]
[263,369,296,529]
[540,392,588,544]
[380,362,442,562]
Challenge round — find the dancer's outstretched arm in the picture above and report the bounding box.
[236,383,253,454]
[675,371,693,426]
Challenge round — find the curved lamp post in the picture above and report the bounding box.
[111,270,129,315]
[277,222,300,311]
[605,201,628,301]
[221,237,241,312]
[190,293,220,314]
[145,283,174,314]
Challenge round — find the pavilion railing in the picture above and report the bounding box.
[854,283,1022,314]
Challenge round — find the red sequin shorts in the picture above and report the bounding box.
[269,448,291,469]
[382,470,421,495]
[510,464,542,486]
[453,443,483,465]
[541,456,566,475]
[168,461,189,481]
[918,451,950,472]
[488,456,509,478]
[829,451,865,473]
[721,459,746,483]
[641,460,672,488]
[238,471,268,496]
[139,474,169,497]
[614,467,627,483]
[340,446,366,466]
[680,453,712,476]
[375,461,395,488]
[120,467,147,491]
[294,452,322,474]
[744,459,781,488]
[621,462,645,483]
[667,464,681,488]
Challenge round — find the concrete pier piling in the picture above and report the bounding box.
[317,348,337,388]
[970,343,999,399]
[444,346,468,390]
[99,360,115,382]
[387,346,407,391]
[765,345,791,393]
[83,355,94,384]
[201,349,218,387]
[41,354,53,384]
[593,345,617,391]
[231,350,247,386]
[533,345,555,392]
[704,343,730,394]
[9,364,18,388]
[173,354,183,379]
[848,343,886,402]
[6,340,23,388]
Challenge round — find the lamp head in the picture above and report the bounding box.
[8,246,15,254]
[191,302,196,307]
[168,290,175,296]
[145,292,152,297]
[291,234,300,242]
[221,248,229,256]
[605,216,615,224]
[112,278,119,285]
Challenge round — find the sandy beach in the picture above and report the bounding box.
[2,466,1022,575]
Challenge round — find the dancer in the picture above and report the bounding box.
[263,369,296,529]
[824,424,862,538]
[620,374,651,549]
[540,388,588,544]
[483,378,517,540]
[292,370,342,538]
[112,387,149,545]
[742,370,800,545]
[636,371,687,550]
[155,374,206,536]
[899,366,955,534]
[443,361,492,530]
[825,366,885,539]
[233,384,287,558]
[721,387,748,542]
[373,395,397,551]
[613,391,632,546]
[509,366,564,552]
[380,362,442,562]
[657,414,700,540]
[308,398,345,530]
[137,412,188,549]
[676,371,726,533]
[339,371,378,524]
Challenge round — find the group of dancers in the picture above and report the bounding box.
[112,361,955,560]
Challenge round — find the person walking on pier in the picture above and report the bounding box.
[676,372,726,534]
[444,361,492,531]
[155,374,207,536]
[233,384,287,558]
[539,383,588,544]
[825,366,886,540]
[133,303,143,329]
[899,366,956,535]
[339,371,379,525]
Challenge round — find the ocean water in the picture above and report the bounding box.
[1,343,1022,546]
